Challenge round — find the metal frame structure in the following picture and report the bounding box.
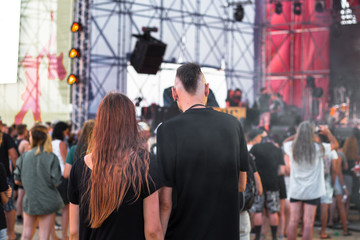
[76,0,257,120]
[71,0,92,131]
[259,0,333,119]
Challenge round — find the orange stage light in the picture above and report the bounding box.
[67,74,79,85]
[71,22,82,32]
[69,48,80,58]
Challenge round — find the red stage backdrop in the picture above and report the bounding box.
[265,0,333,119]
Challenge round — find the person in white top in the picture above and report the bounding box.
[51,121,69,240]
[283,122,338,240]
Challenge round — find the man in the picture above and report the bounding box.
[0,119,18,240]
[249,138,285,240]
[157,63,249,239]
[257,88,271,131]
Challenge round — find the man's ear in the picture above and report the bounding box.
[204,83,210,97]
[172,87,178,102]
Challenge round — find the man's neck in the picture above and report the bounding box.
[17,135,25,140]
[182,101,206,112]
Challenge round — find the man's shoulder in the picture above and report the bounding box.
[162,108,239,128]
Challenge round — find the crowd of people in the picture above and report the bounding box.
[0,62,359,240]
[0,63,249,240]
[240,122,360,240]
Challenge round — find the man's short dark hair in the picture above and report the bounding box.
[176,63,202,94]
[16,124,27,135]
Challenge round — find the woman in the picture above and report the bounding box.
[63,119,95,179]
[14,125,63,240]
[341,136,359,217]
[52,121,69,240]
[283,122,336,240]
[68,92,163,240]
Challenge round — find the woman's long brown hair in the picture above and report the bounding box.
[343,136,359,161]
[85,92,150,228]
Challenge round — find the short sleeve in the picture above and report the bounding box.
[283,141,293,156]
[142,153,164,199]
[156,123,177,187]
[277,148,285,165]
[50,154,62,187]
[0,163,8,192]
[239,123,249,172]
[68,159,81,205]
[14,154,24,182]
[5,134,16,150]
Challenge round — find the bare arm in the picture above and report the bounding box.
[284,154,291,176]
[19,141,30,155]
[143,191,163,240]
[63,163,72,179]
[332,157,340,187]
[239,171,247,192]
[337,155,349,196]
[159,187,172,236]
[254,172,263,196]
[320,126,339,150]
[8,148,18,171]
[69,203,79,240]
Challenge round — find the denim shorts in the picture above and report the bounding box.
[0,228,6,240]
[2,176,15,212]
[249,190,280,213]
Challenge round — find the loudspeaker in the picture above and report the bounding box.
[130,39,167,74]
[306,76,315,88]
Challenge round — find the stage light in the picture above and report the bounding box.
[69,48,80,59]
[275,2,282,15]
[294,1,302,15]
[234,4,244,22]
[67,74,79,85]
[315,1,324,13]
[71,22,82,32]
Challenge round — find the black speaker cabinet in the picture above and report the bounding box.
[130,39,167,74]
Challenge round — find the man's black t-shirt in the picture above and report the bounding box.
[0,133,16,176]
[250,142,284,191]
[157,107,249,240]
[0,162,8,230]
[68,153,162,240]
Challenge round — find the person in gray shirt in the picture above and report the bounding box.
[14,125,63,240]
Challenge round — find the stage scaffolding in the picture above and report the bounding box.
[258,0,333,119]
[71,0,257,128]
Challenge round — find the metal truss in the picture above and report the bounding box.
[86,0,256,116]
[71,0,92,131]
[259,0,332,119]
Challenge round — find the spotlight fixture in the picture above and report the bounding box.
[315,0,325,13]
[71,22,82,32]
[293,1,302,15]
[275,2,282,15]
[69,48,80,59]
[67,74,79,85]
[234,4,244,22]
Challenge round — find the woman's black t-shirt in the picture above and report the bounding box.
[68,154,161,240]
